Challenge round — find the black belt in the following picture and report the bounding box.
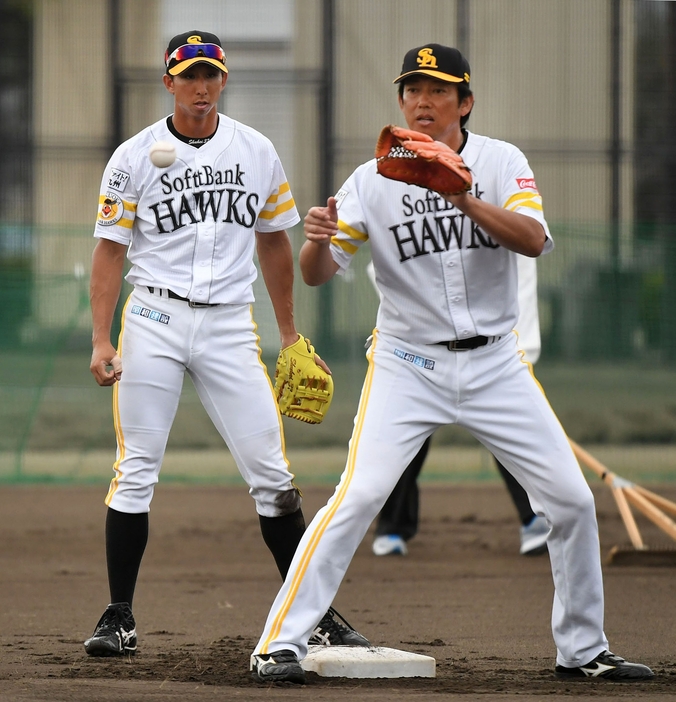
[147,287,219,308]
[436,335,501,351]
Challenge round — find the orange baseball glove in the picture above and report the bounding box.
[375,125,472,196]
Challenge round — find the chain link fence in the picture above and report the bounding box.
[2,0,676,482]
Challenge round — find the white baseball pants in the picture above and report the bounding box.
[105,286,300,518]
[254,330,609,667]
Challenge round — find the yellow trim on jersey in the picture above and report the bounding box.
[97,194,136,229]
[258,197,296,220]
[337,220,368,242]
[507,200,543,213]
[330,220,369,256]
[258,182,294,219]
[105,294,132,506]
[331,236,358,255]
[503,191,542,212]
[260,330,380,653]
[264,182,291,205]
[504,191,541,207]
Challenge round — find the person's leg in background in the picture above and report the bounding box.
[372,437,550,557]
[372,436,430,555]
[495,458,550,555]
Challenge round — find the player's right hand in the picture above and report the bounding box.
[304,196,338,245]
[90,342,123,386]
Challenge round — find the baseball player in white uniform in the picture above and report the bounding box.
[250,44,654,683]
[84,30,368,657]
[370,255,551,557]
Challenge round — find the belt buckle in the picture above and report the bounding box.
[450,341,471,352]
[446,337,485,351]
[188,300,211,308]
[444,339,465,351]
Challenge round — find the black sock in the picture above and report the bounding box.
[258,508,306,579]
[105,508,149,607]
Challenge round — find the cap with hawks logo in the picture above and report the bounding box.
[393,44,470,85]
[165,31,228,76]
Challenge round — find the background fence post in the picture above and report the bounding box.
[317,0,336,353]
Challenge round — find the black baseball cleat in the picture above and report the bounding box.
[555,650,655,681]
[250,649,306,684]
[308,606,371,646]
[84,602,137,656]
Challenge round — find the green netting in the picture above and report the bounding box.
[1,223,676,484]
[2,0,675,485]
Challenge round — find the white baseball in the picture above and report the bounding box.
[110,354,123,381]
[149,141,176,168]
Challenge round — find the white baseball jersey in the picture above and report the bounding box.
[95,114,299,303]
[93,114,302,517]
[331,131,552,344]
[367,253,542,362]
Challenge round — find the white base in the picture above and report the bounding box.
[301,645,436,678]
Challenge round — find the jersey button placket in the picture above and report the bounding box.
[191,220,216,303]
[442,253,474,339]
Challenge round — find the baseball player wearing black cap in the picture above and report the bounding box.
[84,30,368,657]
[250,44,655,684]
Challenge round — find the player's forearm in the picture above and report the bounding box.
[299,241,339,286]
[256,231,298,346]
[90,240,125,346]
[448,193,546,257]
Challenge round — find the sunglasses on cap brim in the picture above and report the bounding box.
[166,43,226,67]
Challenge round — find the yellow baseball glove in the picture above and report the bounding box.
[274,335,333,424]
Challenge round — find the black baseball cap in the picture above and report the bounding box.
[165,31,228,76]
[393,44,470,85]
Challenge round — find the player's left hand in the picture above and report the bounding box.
[313,353,331,375]
[375,124,472,196]
[280,332,331,374]
[274,335,334,424]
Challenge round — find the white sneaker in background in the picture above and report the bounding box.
[372,534,408,556]
[519,515,550,556]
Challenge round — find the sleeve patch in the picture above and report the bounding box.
[334,188,349,207]
[108,169,130,193]
[516,178,538,192]
[98,193,124,226]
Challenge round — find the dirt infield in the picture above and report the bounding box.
[1,482,675,701]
